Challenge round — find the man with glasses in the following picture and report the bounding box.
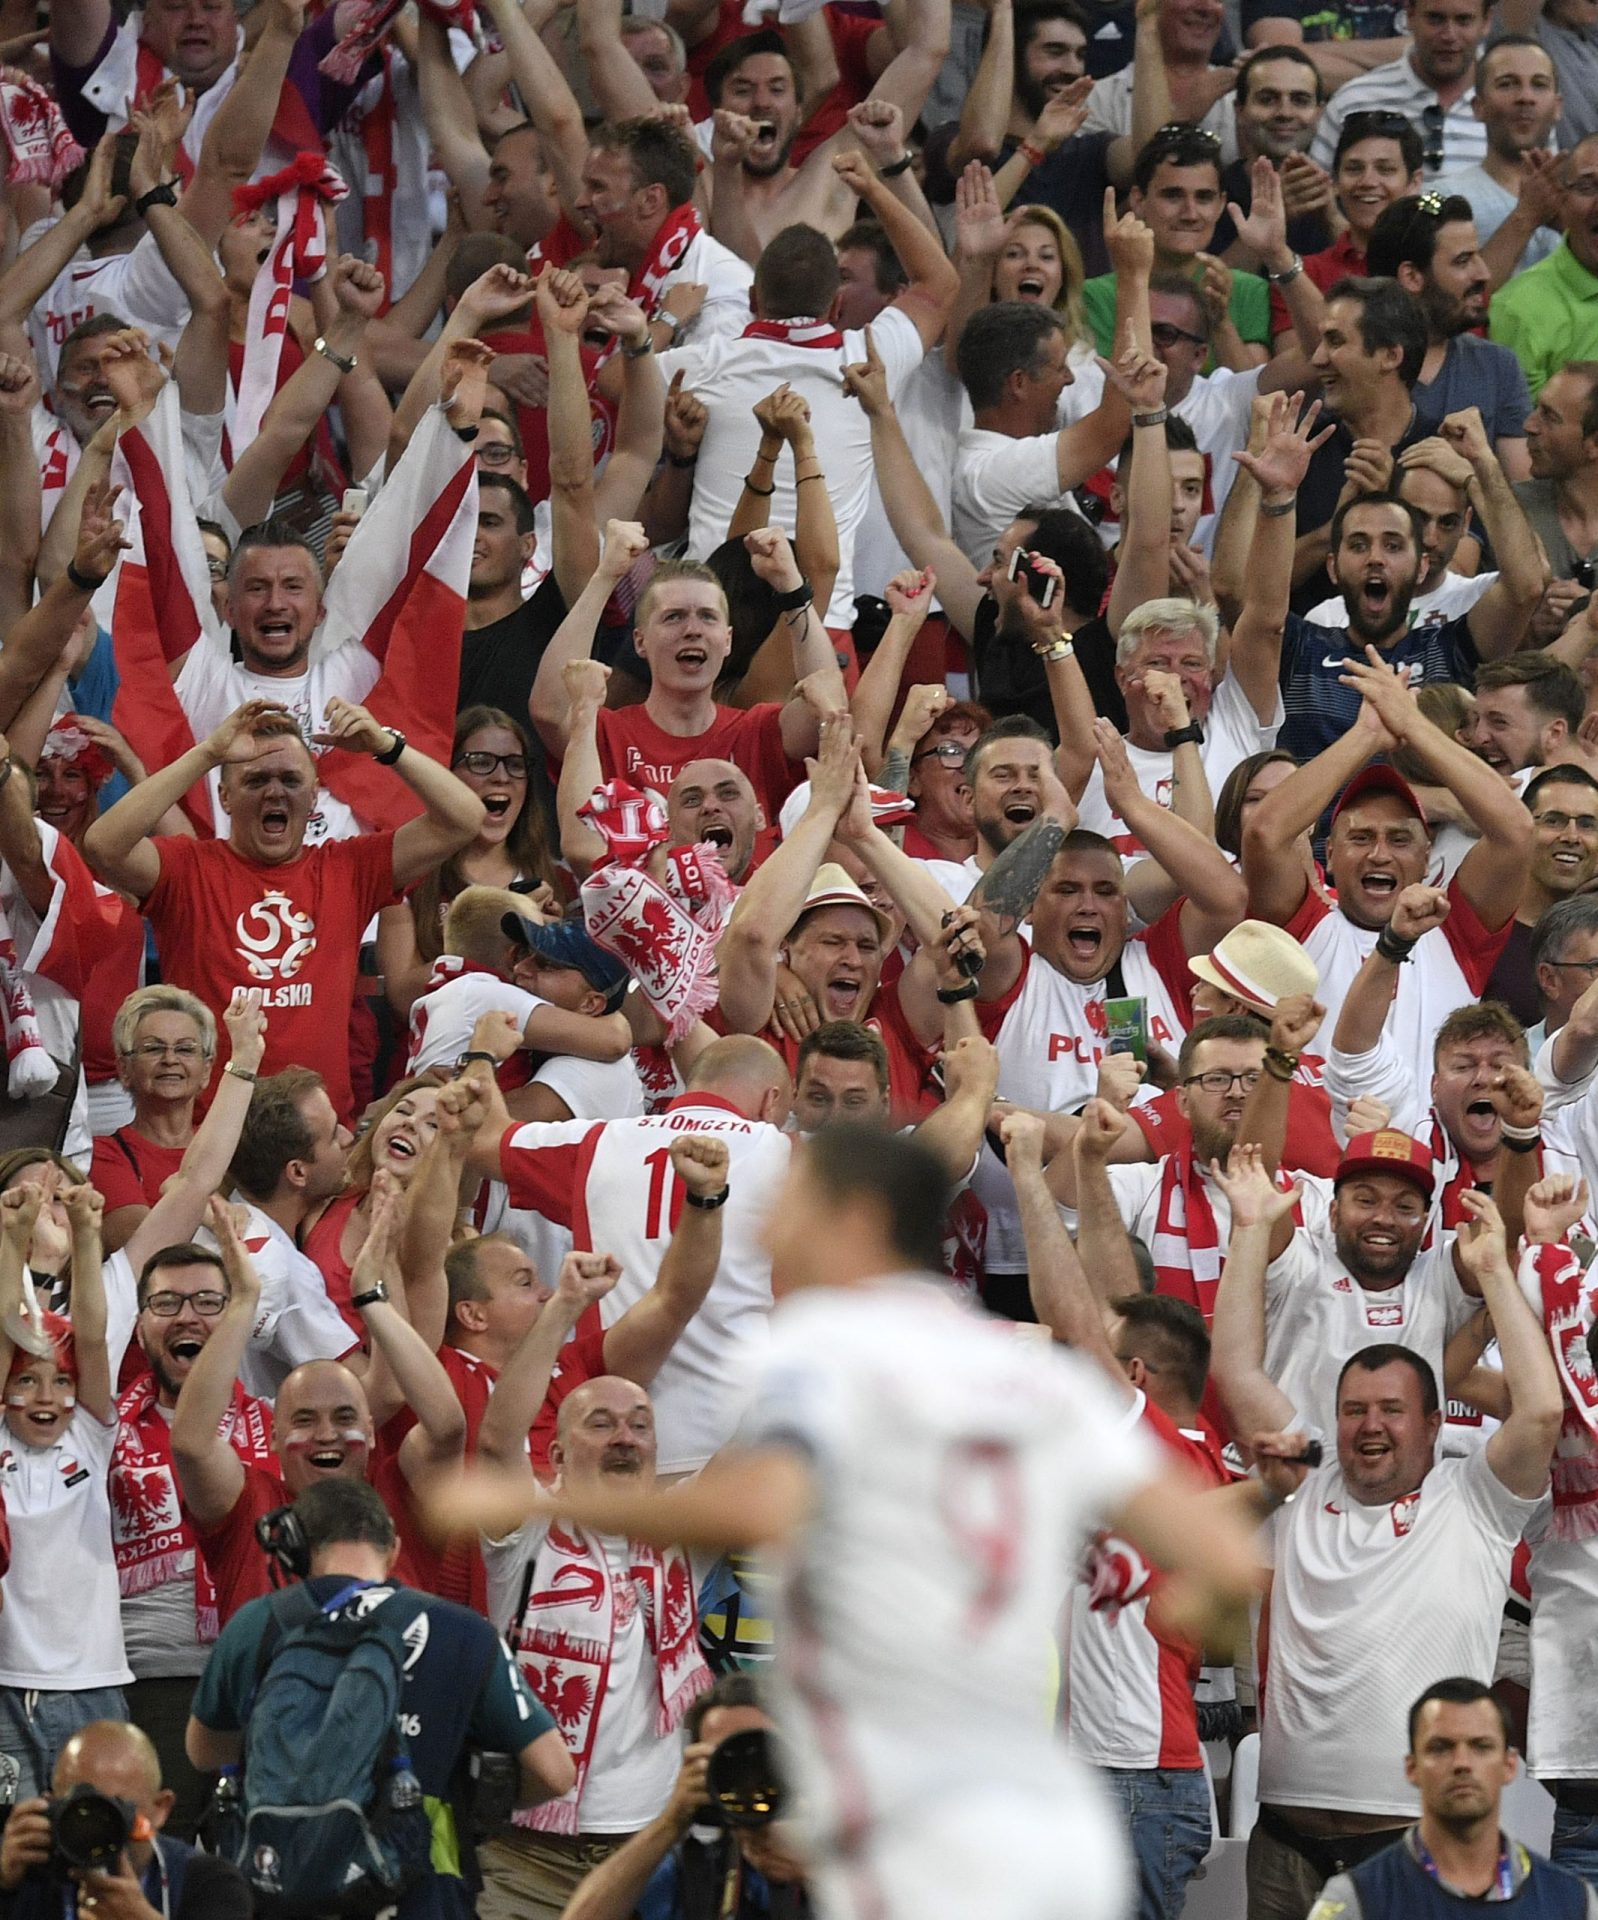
[1492,764,1598,1027]
[1310,0,1491,179]
[1494,132,1598,396]
[109,1243,275,1841]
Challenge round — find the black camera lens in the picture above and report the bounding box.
[50,1784,135,1873]
[706,1729,786,1829]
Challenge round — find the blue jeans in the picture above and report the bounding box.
[1101,1765,1212,1920]
[0,1685,128,1805]
[1552,1807,1598,1890]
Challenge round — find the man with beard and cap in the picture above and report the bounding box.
[1325,886,1548,1240]
[1212,1158,1564,1920]
[169,1183,467,1624]
[1365,193,1532,479]
[1244,658,1534,1096]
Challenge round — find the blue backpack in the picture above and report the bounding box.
[225,1580,434,1917]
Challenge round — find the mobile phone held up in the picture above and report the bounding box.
[1006,545,1058,610]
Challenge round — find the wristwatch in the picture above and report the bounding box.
[1164,723,1204,749]
[374,729,407,766]
[351,1282,389,1310]
[315,335,357,375]
[1265,253,1304,286]
[134,180,179,216]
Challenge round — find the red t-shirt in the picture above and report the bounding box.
[79,894,146,1086]
[478,322,612,513]
[594,702,798,821]
[303,1190,363,1342]
[142,832,399,1122]
[90,1128,188,1215]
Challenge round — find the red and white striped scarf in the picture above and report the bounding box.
[112,1375,277,1641]
[741,315,844,349]
[1519,1240,1598,1542]
[0,914,56,1099]
[628,202,703,317]
[319,0,474,84]
[509,1522,709,1834]
[1152,1152,1300,1323]
[0,71,81,188]
[230,154,348,456]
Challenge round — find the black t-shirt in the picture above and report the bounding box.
[456,574,565,726]
[969,599,1128,737]
[1,1839,252,1920]
[1210,156,1336,261]
[1485,917,1540,1028]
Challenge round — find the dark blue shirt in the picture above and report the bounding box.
[1279,610,1479,759]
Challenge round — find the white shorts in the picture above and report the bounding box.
[808,1781,1131,1920]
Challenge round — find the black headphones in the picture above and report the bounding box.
[255,1504,311,1583]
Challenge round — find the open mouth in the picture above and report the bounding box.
[306,1447,346,1472]
[824,972,861,1016]
[1354,1436,1392,1460]
[169,1336,205,1364]
[260,804,290,836]
[1066,924,1102,961]
[752,122,779,150]
[1358,575,1392,614]
[1016,275,1047,300]
[384,1133,418,1165]
[675,646,709,670]
[1360,871,1397,899]
[1002,799,1037,827]
[1552,848,1586,870]
[700,823,733,849]
[84,389,115,416]
[483,793,513,820]
[256,617,295,646]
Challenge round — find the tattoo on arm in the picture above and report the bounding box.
[970,818,1066,935]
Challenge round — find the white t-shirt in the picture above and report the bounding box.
[406,972,547,1075]
[853,347,964,599]
[221,1201,359,1400]
[497,1097,795,1470]
[483,1516,679,1831]
[1174,366,1261,556]
[1263,1224,1479,1437]
[1084,68,1238,164]
[662,226,755,347]
[1528,1501,1598,1776]
[1074,672,1282,860]
[1305,569,1495,632]
[951,424,1086,568]
[738,1277,1158,1854]
[173,641,381,846]
[657,306,924,629]
[1261,1450,1535,1814]
[0,1406,129,1688]
[27,232,192,386]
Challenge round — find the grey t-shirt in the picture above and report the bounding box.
[1514,473,1598,582]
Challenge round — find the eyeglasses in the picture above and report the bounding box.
[205,557,228,582]
[123,1041,204,1061]
[141,1290,227,1318]
[1151,320,1208,349]
[454,751,530,779]
[1420,102,1445,172]
[912,740,968,767]
[1549,957,1598,975]
[1182,1068,1263,1094]
[476,443,519,467]
[1534,811,1598,834]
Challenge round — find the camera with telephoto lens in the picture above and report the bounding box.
[49,1784,141,1875]
[704,1730,786,1830]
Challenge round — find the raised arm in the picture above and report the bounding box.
[831,146,957,348]
[477,1253,621,1473]
[61,1185,111,1423]
[1070,1098,1152,1303]
[949,0,1012,168]
[850,570,934,777]
[539,268,607,603]
[602,1136,729,1382]
[576,0,660,122]
[479,0,590,219]
[529,520,649,756]
[0,357,41,639]
[1209,1145,1301,1438]
[747,528,848,760]
[1457,1188,1566,1499]
[169,1197,261,1528]
[587,288,666,534]
[1103,354,1175,635]
[1243,697,1392,925]
[1330,883,1449,1063]
[1436,409,1546,661]
[181,0,307,242]
[0,136,122,329]
[0,478,125,733]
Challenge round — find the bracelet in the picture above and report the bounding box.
[936,981,980,1004]
[1263,1045,1298,1084]
[666,450,698,469]
[314,335,357,375]
[1016,140,1048,171]
[684,1186,731,1210]
[797,473,825,484]
[1034,639,1073,663]
[744,477,775,497]
[772,578,814,612]
[880,151,915,178]
[66,559,107,593]
[1260,495,1298,519]
[1374,926,1417,965]
[1164,723,1203,749]
[1265,253,1304,286]
[1132,407,1169,429]
[1500,1121,1542,1155]
[134,179,178,216]
[224,1061,258,1084]
[374,728,407,766]
[621,334,654,359]
[460,1049,498,1066]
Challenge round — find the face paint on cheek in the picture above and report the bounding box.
[6,1393,30,1409]
[340,1428,368,1453]
[60,1393,74,1410]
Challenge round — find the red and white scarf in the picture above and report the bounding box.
[0,70,81,188]
[1419,1111,1533,1233]
[112,1376,277,1641]
[319,0,474,85]
[509,1521,709,1834]
[578,781,730,1044]
[629,202,702,317]
[741,315,843,349]
[0,907,57,1100]
[1519,1240,1598,1542]
[1151,1152,1299,1324]
[230,154,348,456]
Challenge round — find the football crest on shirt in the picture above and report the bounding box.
[1364,1299,1403,1328]
[1390,1491,1419,1537]
[235,890,317,1000]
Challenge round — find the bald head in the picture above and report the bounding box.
[552,1374,657,1486]
[273,1358,373,1493]
[669,758,762,882]
[56,1721,166,1817]
[686,1033,793,1126]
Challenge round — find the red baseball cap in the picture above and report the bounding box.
[1331,764,1429,830]
[1334,1130,1436,1201]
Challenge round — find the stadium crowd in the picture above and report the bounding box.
[8,0,1598,1912]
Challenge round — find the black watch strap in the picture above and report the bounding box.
[684,1187,730,1210]
[771,579,814,612]
[374,729,407,766]
[351,1283,389,1309]
[135,180,179,216]
[1163,723,1204,749]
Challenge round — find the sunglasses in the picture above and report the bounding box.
[1152,320,1208,349]
[1420,102,1445,172]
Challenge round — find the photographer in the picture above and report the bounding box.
[0,1718,249,1918]
[564,1675,813,1920]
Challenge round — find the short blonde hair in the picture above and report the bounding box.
[112,985,216,1061]
[636,560,727,630]
[444,886,535,966]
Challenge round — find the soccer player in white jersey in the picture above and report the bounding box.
[436,1127,1270,1920]
[1211,1152,1564,1920]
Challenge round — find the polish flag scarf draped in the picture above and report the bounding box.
[1519,1241,1598,1542]
[319,0,474,85]
[741,315,844,349]
[628,202,702,316]
[0,914,57,1099]
[0,71,81,188]
[112,1376,277,1641]
[231,155,348,458]
[508,1522,709,1835]
[1151,1152,1300,1324]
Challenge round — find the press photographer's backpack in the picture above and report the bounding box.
[223,1580,433,1916]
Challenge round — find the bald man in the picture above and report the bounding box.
[451,1036,795,1473]
[667,759,768,885]
[169,1205,467,1621]
[0,1718,251,1916]
[480,1371,711,1920]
